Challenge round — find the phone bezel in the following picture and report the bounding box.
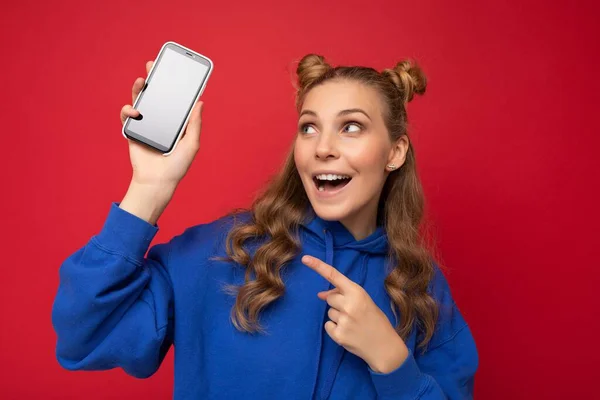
[122,41,213,155]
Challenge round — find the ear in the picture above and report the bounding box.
[386,135,409,169]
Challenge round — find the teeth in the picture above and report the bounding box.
[315,174,351,181]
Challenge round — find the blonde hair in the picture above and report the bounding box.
[213,54,439,349]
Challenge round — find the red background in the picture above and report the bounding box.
[1,0,598,398]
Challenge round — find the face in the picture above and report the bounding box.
[294,79,408,239]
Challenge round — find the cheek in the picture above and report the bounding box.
[293,141,302,169]
[346,146,386,175]
[345,145,389,195]
[293,140,310,173]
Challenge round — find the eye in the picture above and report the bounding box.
[343,122,362,133]
[300,124,317,134]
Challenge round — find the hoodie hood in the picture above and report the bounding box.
[300,207,389,256]
[299,207,391,289]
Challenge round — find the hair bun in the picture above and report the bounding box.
[296,54,332,91]
[383,60,427,103]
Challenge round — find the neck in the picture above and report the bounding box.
[338,191,382,241]
[340,211,378,241]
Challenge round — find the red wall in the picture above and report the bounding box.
[1,0,598,398]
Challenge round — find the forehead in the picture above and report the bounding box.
[301,79,382,117]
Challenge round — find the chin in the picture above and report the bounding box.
[309,201,353,221]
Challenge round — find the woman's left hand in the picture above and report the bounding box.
[302,255,410,374]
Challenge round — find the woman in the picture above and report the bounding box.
[52,54,478,399]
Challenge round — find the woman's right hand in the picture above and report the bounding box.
[120,60,205,189]
[118,60,205,224]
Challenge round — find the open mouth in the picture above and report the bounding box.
[312,174,353,193]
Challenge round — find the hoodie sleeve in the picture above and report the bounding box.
[368,267,479,399]
[51,202,176,379]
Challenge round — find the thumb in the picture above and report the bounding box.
[317,287,340,300]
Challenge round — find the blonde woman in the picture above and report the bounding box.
[52,54,478,399]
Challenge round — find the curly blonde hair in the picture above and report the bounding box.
[213,54,439,349]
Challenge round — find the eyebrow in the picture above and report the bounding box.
[299,108,372,121]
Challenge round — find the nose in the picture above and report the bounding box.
[314,131,339,160]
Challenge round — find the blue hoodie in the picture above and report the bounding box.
[52,202,478,399]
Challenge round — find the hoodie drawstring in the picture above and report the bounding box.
[324,228,333,266]
[319,229,370,400]
[302,214,388,400]
[324,227,368,287]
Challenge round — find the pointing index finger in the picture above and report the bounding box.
[302,255,353,291]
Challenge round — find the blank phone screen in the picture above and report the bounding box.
[125,47,210,150]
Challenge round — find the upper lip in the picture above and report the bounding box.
[312,170,353,178]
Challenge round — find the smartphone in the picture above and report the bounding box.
[122,41,213,155]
